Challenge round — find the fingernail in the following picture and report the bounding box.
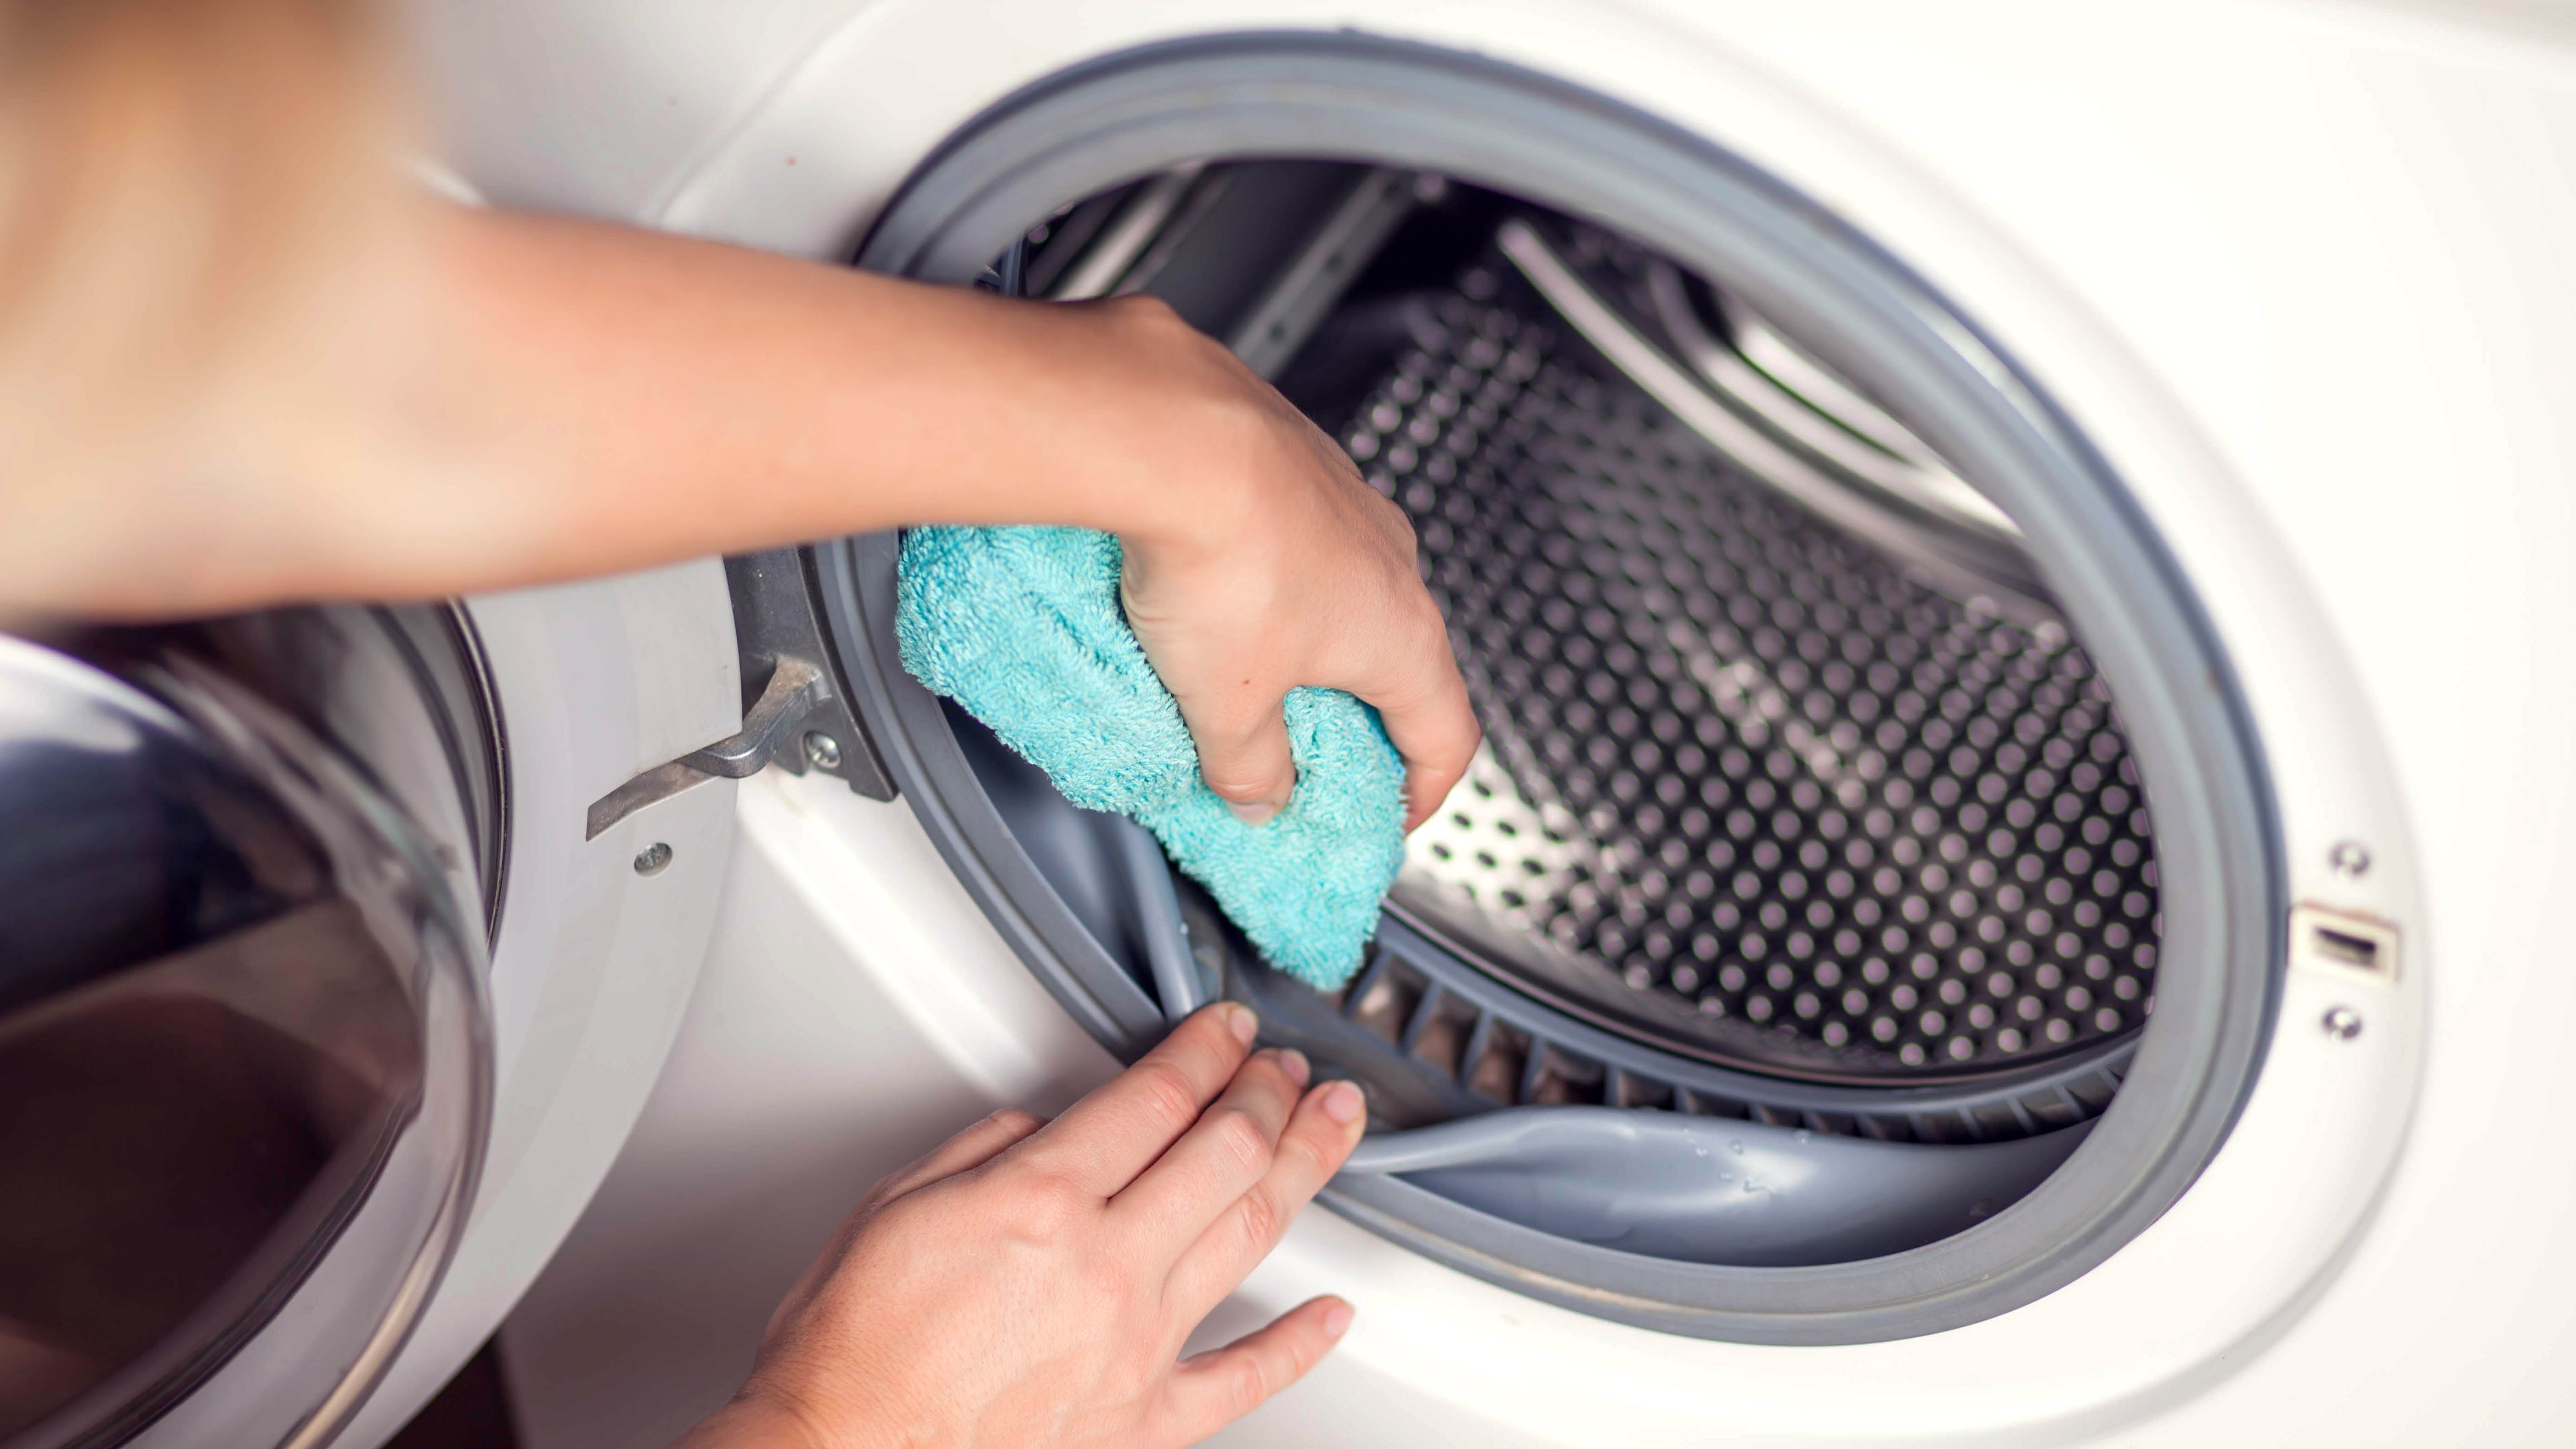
[1226,798,1279,827]
[1276,1048,1311,1088]
[1322,1300,1355,1339]
[1319,1080,1365,1124]
[1222,1003,1259,1045]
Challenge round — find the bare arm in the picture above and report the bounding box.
[8,204,1477,824]
[270,209,1288,596]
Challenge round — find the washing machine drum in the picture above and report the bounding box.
[1335,224,2160,1086]
[799,45,2278,1347]
[844,185,2166,1126]
[0,621,490,1449]
[842,186,2144,1243]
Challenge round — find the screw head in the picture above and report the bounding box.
[2327,840,2371,878]
[802,732,843,770]
[633,841,673,876]
[2321,1004,2363,1041]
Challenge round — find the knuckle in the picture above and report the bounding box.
[1196,744,1289,798]
[1222,1352,1273,1414]
[1402,593,1452,642]
[864,1192,936,1246]
[995,1167,1086,1243]
[1132,1060,1206,1127]
[1414,637,1463,688]
[1378,502,1421,551]
[1442,718,1483,762]
[1198,688,1287,737]
[1277,1126,1336,1183]
[987,1107,1043,1137]
[1201,764,1288,804]
[1231,1186,1284,1250]
[1200,702,1287,750]
[1210,1107,1276,1177]
[1413,695,1480,756]
[1101,292,1184,332]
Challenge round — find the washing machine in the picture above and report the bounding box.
[24,2,2566,1446]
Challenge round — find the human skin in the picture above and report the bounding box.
[1,203,1480,827]
[8,2,1471,1438]
[670,1004,1369,1449]
[4,192,1455,1440]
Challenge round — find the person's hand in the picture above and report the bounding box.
[1096,299,1480,830]
[5,191,1483,831]
[678,1004,1368,1449]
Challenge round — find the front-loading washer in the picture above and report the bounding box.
[347,2,2575,1444]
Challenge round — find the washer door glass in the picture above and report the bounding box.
[0,633,489,1449]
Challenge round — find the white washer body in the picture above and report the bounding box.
[331,564,745,1449]
[357,3,2574,1445]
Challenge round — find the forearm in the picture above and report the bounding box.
[408,206,1251,585]
[2,203,1246,618]
[0,197,1476,827]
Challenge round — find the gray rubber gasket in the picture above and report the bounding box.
[815,532,1171,1053]
[839,32,2283,1343]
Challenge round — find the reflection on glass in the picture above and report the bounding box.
[0,638,445,1443]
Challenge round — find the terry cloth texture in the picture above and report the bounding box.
[896,524,1406,990]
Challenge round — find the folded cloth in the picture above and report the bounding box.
[896,524,1406,990]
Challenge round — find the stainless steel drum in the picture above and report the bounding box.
[1365,222,2162,1086]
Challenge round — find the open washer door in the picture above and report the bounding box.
[0,615,492,1449]
[0,550,748,1449]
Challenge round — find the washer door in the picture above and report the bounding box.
[0,621,491,1449]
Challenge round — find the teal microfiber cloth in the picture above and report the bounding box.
[896,525,1406,990]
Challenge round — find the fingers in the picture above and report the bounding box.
[1165,1079,1367,1319]
[1342,479,1479,832]
[860,1107,1047,1212]
[1111,1047,1308,1249]
[1159,1297,1354,1443]
[1184,689,1298,826]
[1379,677,1480,834]
[1017,1002,1258,1195]
[1188,606,1474,834]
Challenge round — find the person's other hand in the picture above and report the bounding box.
[678,1004,1367,1449]
[1098,299,1479,831]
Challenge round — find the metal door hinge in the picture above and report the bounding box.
[585,548,895,839]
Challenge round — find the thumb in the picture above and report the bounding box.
[1185,693,1297,826]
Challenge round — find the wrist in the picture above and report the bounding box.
[1072,297,1270,562]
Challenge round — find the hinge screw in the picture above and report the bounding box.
[2327,840,2371,878]
[2322,1005,2363,1040]
[633,841,673,876]
[803,732,843,771]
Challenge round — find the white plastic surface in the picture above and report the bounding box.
[413,1,2576,1443]
[336,561,744,1448]
[500,770,1116,1449]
